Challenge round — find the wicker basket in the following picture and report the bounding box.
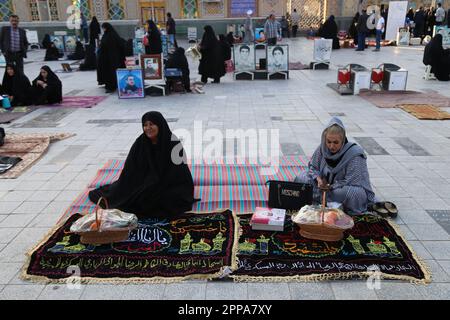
[294,190,354,242]
[75,197,132,245]
[298,221,347,242]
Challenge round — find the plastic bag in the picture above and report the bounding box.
[292,205,354,229]
[70,209,138,233]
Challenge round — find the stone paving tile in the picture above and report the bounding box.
[424,260,450,283]
[247,283,291,300]
[416,283,450,300]
[38,284,86,300]
[49,145,88,164]
[0,214,37,228]
[331,281,378,300]
[407,241,434,260]
[0,263,23,285]
[12,109,75,128]
[0,285,45,300]
[289,282,335,300]
[0,228,23,244]
[393,137,431,156]
[354,137,389,156]
[437,260,450,278]
[375,282,425,300]
[28,214,63,228]
[163,283,207,300]
[12,202,50,214]
[0,202,22,215]
[80,285,127,300]
[426,210,450,235]
[121,284,166,300]
[281,143,305,156]
[0,242,35,263]
[408,224,450,241]
[422,241,450,260]
[205,282,248,300]
[13,228,51,244]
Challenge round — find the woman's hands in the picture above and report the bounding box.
[317,176,330,190]
[37,80,47,88]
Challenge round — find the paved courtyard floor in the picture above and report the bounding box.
[0,38,449,300]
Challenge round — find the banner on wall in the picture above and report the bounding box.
[385,1,408,41]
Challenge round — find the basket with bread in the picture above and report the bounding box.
[291,189,354,241]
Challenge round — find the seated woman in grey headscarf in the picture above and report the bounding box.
[295,117,375,215]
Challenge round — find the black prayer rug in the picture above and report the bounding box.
[231,214,431,283]
[23,210,238,284]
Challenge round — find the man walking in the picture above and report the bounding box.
[0,15,28,73]
[166,12,177,48]
[435,3,445,26]
[264,14,281,45]
[291,9,300,37]
[356,9,369,51]
[373,13,385,52]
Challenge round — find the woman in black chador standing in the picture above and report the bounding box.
[97,23,126,93]
[145,20,162,55]
[198,25,225,84]
[89,16,101,46]
[31,66,62,105]
[319,15,340,49]
[88,111,195,218]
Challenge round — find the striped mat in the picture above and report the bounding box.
[58,156,308,222]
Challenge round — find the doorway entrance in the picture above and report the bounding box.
[140,1,166,25]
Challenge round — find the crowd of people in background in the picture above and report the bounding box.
[0,3,449,100]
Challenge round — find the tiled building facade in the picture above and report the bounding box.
[0,0,448,36]
[1,1,448,23]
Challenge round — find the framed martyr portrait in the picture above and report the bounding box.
[140,54,163,80]
[117,68,145,99]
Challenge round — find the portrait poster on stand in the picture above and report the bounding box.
[433,26,450,47]
[233,44,255,71]
[117,68,145,99]
[141,54,163,80]
[63,35,77,52]
[50,35,65,52]
[267,45,289,72]
[313,39,332,62]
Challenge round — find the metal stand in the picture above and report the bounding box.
[311,61,330,70]
[145,81,166,96]
[234,71,254,80]
[267,71,288,80]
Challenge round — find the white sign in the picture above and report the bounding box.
[54,31,68,36]
[313,39,332,62]
[25,30,39,44]
[385,1,408,41]
[187,27,197,41]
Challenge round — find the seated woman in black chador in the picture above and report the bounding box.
[44,42,63,61]
[88,111,195,218]
[42,34,52,49]
[1,64,32,106]
[423,33,450,81]
[165,47,191,93]
[67,41,86,60]
[31,66,63,105]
